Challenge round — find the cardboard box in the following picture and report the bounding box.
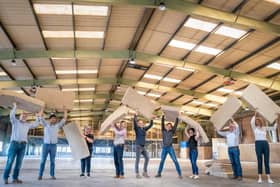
[35,88,75,111]
[210,96,241,130]
[241,84,280,124]
[99,105,130,135]
[63,123,90,160]
[0,90,45,113]
[121,87,158,119]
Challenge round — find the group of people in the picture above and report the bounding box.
[111,112,201,180]
[2,103,280,185]
[216,112,279,184]
[3,102,68,184]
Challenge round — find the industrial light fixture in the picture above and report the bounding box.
[34,4,108,16]
[42,31,104,38]
[0,72,7,76]
[162,77,181,83]
[11,59,16,66]
[158,2,166,11]
[267,62,280,70]
[217,88,233,93]
[175,67,195,72]
[143,74,162,80]
[62,87,95,92]
[128,58,136,64]
[195,45,222,55]
[56,70,98,74]
[74,99,93,103]
[147,92,161,98]
[169,39,195,50]
[215,26,247,39]
[184,18,218,32]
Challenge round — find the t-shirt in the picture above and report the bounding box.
[84,134,94,151]
[188,135,198,150]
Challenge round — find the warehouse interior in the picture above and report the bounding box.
[0,0,280,186]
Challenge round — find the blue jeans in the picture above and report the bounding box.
[255,140,270,174]
[228,147,242,177]
[114,144,124,176]
[80,149,92,174]
[189,149,199,175]
[39,144,57,177]
[3,141,26,180]
[157,146,182,176]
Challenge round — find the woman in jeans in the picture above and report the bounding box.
[112,121,127,179]
[80,126,94,177]
[185,127,200,179]
[251,111,278,184]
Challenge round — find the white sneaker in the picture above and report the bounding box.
[258,178,262,184]
[268,178,274,184]
[193,175,200,180]
[189,175,194,179]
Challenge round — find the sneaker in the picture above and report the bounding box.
[119,175,125,179]
[87,173,90,177]
[193,175,199,180]
[38,176,42,180]
[189,175,194,179]
[155,174,161,178]
[114,175,120,179]
[268,178,274,184]
[178,175,183,179]
[258,178,262,184]
[51,176,56,180]
[12,179,23,184]
[4,179,8,185]
[237,176,243,181]
[80,173,85,177]
[143,172,150,178]
[136,174,142,179]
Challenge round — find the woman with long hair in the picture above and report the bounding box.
[251,111,278,184]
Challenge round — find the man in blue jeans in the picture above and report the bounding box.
[155,115,182,179]
[3,102,41,184]
[217,118,243,181]
[38,109,67,180]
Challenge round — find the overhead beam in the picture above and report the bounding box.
[71,0,280,36]
[0,77,227,103]
[1,49,280,91]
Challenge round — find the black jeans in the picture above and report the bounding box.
[80,150,92,174]
[255,140,270,174]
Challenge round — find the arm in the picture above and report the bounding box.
[217,130,227,137]
[40,117,48,127]
[57,118,66,128]
[161,115,166,131]
[63,109,68,121]
[184,127,190,139]
[144,119,153,131]
[85,134,94,143]
[113,127,127,136]
[133,114,138,130]
[29,116,40,129]
[250,116,256,130]
[10,103,17,125]
[195,128,200,141]
[172,117,179,133]
[232,119,240,135]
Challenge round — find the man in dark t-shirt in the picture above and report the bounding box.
[80,126,94,177]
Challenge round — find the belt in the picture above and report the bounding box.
[228,146,239,149]
[12,140,27,144]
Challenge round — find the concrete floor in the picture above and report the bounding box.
[0,158,279,186]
